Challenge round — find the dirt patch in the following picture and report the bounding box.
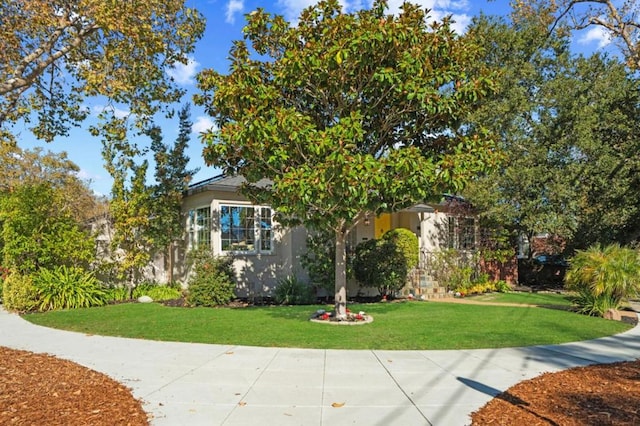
[0,346,149,425]
[471,359,640,425]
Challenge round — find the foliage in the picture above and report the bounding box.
[301,230,337,294]
[2,272,38,312]
[354,228,419,295]
[512,0,640,70]
[494,280,512,293]
[0,183,96,274]
[196,0,499,316]
[273,276,316,305]
[147,104,199,282]
[0,0,205,143]
[572,289,620,317]
[0,145,106,223]
[185,247,236,307]
[32,266,107,311]
[24,301,631,350]
[104,286,130,303]
[133,283,183,302]
[101,120,154,288]
[428,249,496,293]
[464,15,640,251]
[565,244,640,315]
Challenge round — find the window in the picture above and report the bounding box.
[188,207,211,248]
[220,205,272,253]
[447,216,476,250]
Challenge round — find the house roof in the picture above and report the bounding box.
[186,174,272,196]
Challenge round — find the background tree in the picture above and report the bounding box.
[147,104,199,282]
[0,0,205,143]
[0,183,95,275]
[513,0,640,70]
[196,0,498,317]
[101,118,153,292]
[463,15,640,254]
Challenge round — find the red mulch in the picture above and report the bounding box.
[471,359,640,425]
[0,346,149,425]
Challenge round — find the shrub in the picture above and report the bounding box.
[2,272,38,312]
[301,230,337,294]
[428,249,482,292]
[494,280,512,293]
[33,266,107,311]
[133,282,183,301]
[185,247,236,307]
[104,286,130,303]
[354,228,419,296]
[572,289,620,317]
[274,276,315,305]
[565,243,640,315]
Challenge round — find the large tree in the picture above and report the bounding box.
[0,0,205,143]
[464,15,640,253]
[512,0,640,69]
[147,104,199,282]
[196,0,498,317]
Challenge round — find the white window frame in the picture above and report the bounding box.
[447,216,476,251]
[219,204,273,254]
[187,206,212,249]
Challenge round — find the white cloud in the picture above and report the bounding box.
[92,105,130,119]
[578,26,611,49]
[276,0,471,33]
[192,116,216,135]
[167,57,200,85]
[225,0,244,24]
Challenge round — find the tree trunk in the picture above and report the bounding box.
[168,242,174,284]
[334,224,348,319]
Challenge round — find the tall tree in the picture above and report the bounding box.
[148,104,199,282]
[464,15,640,253]
[101,118,153,291]
[512,0,640,69]
[0,183,95,274]
[196,0,498,317]
[0,0,205,143]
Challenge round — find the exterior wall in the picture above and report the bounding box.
[178,187,308,298]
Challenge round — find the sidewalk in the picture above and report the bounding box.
[1,307,639,426]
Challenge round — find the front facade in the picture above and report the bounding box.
[172,176,487,299]
[179,176,308,298]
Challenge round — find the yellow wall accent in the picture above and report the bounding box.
[374,213,391,239]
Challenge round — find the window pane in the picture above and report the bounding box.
[221,206,255,251]
[195,207,211,248]
[260,207,272,252]
[459,218,475,250]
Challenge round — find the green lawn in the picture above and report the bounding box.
[23,298,632,350]
[468,291,575,306]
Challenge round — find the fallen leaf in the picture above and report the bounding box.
[331,402,345,408]
[238,401,247,406]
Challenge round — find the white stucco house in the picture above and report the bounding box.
[171,174,482,299]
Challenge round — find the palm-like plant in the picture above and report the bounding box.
[565,244,640,314]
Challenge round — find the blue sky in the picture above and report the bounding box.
[16,0,612,197]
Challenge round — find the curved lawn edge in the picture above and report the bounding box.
[22,300,633,351]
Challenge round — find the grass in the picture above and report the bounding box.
[23,297,632,350]
[468,291,575,306]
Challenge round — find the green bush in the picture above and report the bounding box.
[565,243,640,316]
[185,248,236,307]
[133,282,183,301]
[33,266,107,311]
[2,272,38,312]
[429,249,482,292]
[494,280,512,293]
[104,286,130,303]
[274,276,315,305]
[572,288,620,317]
[353,228,419,296]
[301,230,337,294]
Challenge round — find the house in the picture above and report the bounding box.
[170,175,515,299]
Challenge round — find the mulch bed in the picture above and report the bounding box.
[0,347,149,426]
[471,359,640,425]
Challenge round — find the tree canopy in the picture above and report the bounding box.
[0,0,205,143]
[196,0,499,316]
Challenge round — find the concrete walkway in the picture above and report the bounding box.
[1,308,639,426]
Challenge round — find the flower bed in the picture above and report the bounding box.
[309,308,373,325]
